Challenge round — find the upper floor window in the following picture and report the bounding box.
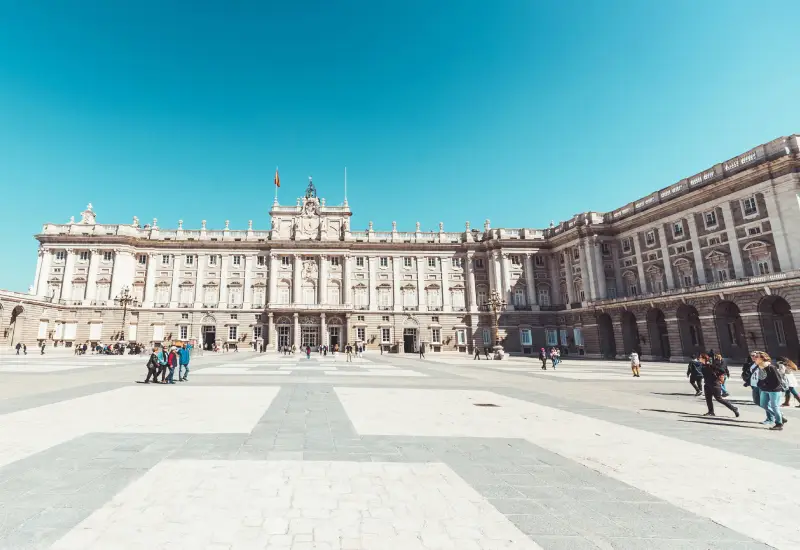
[747,226,762,236]
[137,254,147,265]
[474,258,484,268]
[451,257,463,268]
[427,257,436,268]
[379,257,388,268]
[645,231,656,246]
[704,210,718,228]
[102,251,113,262]
[621,238,631,253]
[79,251,90,262]
[281,256,291,267]
[673,222,684,238]
[257,255,265,266]
[185,255,194,266]
[708,237,721,246]
[403,257,412,268]
[232,255,242,266]
[601,243,610,255]
[330,256,340,267]
[356,257,365,267]
[55,251,66,262]
[510,255,522,266]
[676,245,687,254]
[209,255,218,266]
[431,316,439,323]
[534,255,545,266]
[742,196,758,217]
[161,254,171,265]
[572,248,579,260]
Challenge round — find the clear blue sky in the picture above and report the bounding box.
[1,0,799,291]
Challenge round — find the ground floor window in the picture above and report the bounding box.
[253,325,262,340]
[357,327,366,341]
[381,328,391,343]
[277,326,291,348]
[520,329,532,346]
[482,328,491,346]
[456,329,466,345]
[559,329,568,347]
[228,326,238,341]
[431,328,441,343]
[573,327,584,347]
[545,329,558,346]
[179,325,188,340]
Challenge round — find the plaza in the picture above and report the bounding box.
[0,350,795,549]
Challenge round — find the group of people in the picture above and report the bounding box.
[538,347,562,369]
[686,350,797,430]
[73,342,146,355]
[143,343,192,384]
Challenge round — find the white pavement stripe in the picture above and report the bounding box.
[336,387,800,550]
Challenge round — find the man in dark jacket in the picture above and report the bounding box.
[700,354,739,418]
[144,348,159,383]
[686,355,703,396]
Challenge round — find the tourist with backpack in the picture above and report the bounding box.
[754,351,788,430]
[143,347,160,383]
[778,357,800,407]
[700,353,739,418]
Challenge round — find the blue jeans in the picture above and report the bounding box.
[760,390,783,425]
[167,366,175,383]
[752,386,774,421]
[179,364,189,379]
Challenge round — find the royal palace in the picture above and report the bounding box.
[2,134,800,361]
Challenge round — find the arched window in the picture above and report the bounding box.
[744,241,772,276]
[278,281,291,304]
[228,286,243,306]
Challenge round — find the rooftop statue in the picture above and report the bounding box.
[305,176,317,199]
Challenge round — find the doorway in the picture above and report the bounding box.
[202,325,216,350]
[329,326,340,349]
[403,328,417,353]
[277,326,291,349]
[301,326,319,348]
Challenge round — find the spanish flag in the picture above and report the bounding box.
[274,168,280,188]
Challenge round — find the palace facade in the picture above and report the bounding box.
[2,133,800,361]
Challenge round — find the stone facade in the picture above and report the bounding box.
[2,136,800,361]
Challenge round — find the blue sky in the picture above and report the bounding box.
[1,0,799,291]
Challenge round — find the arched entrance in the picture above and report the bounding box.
[200,314,216,351]
[621,311,641,355]
[714,301,747,360]
[677,304,705,358]
[597,313,616,358]
[8,305,24,347]
[275,316,292,350]
[759,296,799,362]
[403,317,419,353]
[646,308,671,359]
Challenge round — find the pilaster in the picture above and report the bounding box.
[343,254,352,305]
[194,253,207,308]
[634,237,647,294]
[62,249,77,302]
[292,254,301,304]
[143,253,156,307]
[720,200,744,279]
[564,251,576,305]
[36,248,52,298]
[268,253,278,305]
[465,252,477,312]
[85,248,100,302]
[593,239,607,299]
[243,255,254,309]
[318,254,328,305]
[685,215,707,284]
[441,255,451,312]
[392,257,401,312]
[524,253,537,306]
[293,312,300,348]
[416,256,426,311]
[368,256,377,309]
[655,227,675,289]
[219,255,229,308]
[169,254,181,308]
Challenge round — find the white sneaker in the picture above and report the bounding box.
[761,420,775,425]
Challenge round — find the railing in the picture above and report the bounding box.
[183,230,202,239]
[403,306,418,311]
[159,230,178,238]
[251,231,270,238]
[179,303,192,308]
[230,304,243,309]
[202,304,218,308]
[428,306,443,311]
[372,232,393,241]
[452,306,466,312]
[206,231,224,238]
[514,305,532,311]
[355,305,369,310]
[378,305,392,311]
[395,232,415,241]
[539,305,567,311]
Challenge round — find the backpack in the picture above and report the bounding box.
[777,364,791,392]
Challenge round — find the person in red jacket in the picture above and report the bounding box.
[166,346,178,384]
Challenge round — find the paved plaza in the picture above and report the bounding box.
[0,351,797,549]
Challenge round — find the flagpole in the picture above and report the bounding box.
[344,166,348,206]
[274,166,279,205]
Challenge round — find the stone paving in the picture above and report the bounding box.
[0,350,796,549]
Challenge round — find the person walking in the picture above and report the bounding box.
[686,355,703,396]
[306,345,311,359]
[144,347,160,383]
[40,341,46,355]
[178,343,191,382]
[15,343,20,355]
[778,357,800,407]
[700,353,739,418]
[346,344,353,362]
[156,346,168,383]
[474,346,481,360]
[713,353,731,397]
[754,351,787,430]
[630,351,641,377]
[539,348,547,370]
[22,343,27,355]
[418,342,425,359]
[743,352,774,425]
[165,346,178,384]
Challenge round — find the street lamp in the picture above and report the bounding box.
[114,286,135,341]
[486,289,507,359]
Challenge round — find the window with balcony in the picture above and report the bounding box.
[79,251,90,262]
[673,222,684,238]
[742,196,758,217]
[513,288,526,307]
[228,326,238,341]
[232,255,242,266]
[538,286,551,306]
[330,256,340,267]
[431,328,441,343]
[704,210,718,228]
[103,251,113,262]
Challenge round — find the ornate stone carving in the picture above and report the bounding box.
[298,315,317,325]
[295,196,321,240]
[301,259,318,280]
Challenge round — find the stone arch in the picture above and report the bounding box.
[403,316,420,327]
[200,314,216,325]
[621,310,641,355]
[275,316,292,325]
[676,303,705,358]
[646,307,670,359]
[597,313,616,359]
[758,295,799,362]
[714,300,747,360]
[8,305,24,347]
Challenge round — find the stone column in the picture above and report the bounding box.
[763,184,797,270]
[267,312,275,350]
[524,253,537,306]
[654,227,674,289]
[685,214,707,284]
[392,257,401,312]
[36,248,52,297]
[416,257,426,311]
[548,253,561,305]
[243,255,254,309]
[85,248,100,302]
[564,251,576,305]
[169,254,181,307]
[321,312,327,347]
[292,254,302,304]
[611,243,624,297]
[219,255,229,308]
[441,255,451,312]
[500,252,513,307]
[593,239,607,299]
[62,248,77,302]
[268,253,278,304]
[634,237,647,294]
[194,254,206,307]
[465,252,477,312]
[578,241,593,301]
[493,252,504,299]
[720,201,744,279]
[318,254,328,305]
[343,254,352,305]
[293,312,300,348]
[32,248,44,296]
[144,253,156,307]
[345,313,351,344]
[368,256,377,309]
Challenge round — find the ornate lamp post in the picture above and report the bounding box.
[486,289,507,359]
[114,286,135,341]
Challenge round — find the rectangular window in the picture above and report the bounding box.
[356,257,365,267]
[161,254,170,265]
[257,256,265,266]
[55,251,66,261]
[645,231,656,246]
[534,255,545,266]
[683,274,693,287]
[230,314,237,320]
[331,256,340,267]
[511,255,522,266]
[716,268,728,282]
[253,326,262,340]
[601,243,610,255]
[757,260,770,275]
[676,246,687,254]
[673,222,684,238]
[103,251,113,262]
[185,255,194,266]
[451,257,463,268]
[357,315,365,321]
[747,226,762,236]
[708,237,721,246]
[79,251,89,262]
[431,316,439,323]
[281,256,291,266]
[228,326,238,340]
[380,257,388,267]
[232,255,241,266]
[629,284,638,296]
[545,329,558,346]
[573,248,579,260]
[456,329,466,345]
[704,210,717,228]
[621,239,631,253]
[181,313,189,319]
[474,258,484,268]
[381,315,390,322]
[520,329,532,346]
[209,255,218,266]
[137,254,147,265]
[431,328,441,343]
[775,319,787,346]
[560,330,568,347]
[482,328,491,345]
[179,325,188,340]
[607,287,617,299]
[742,196,758,216]
[403,257,412,268]
[427,257,436,268]
[381,328,391,343]
[357,327,366,341]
